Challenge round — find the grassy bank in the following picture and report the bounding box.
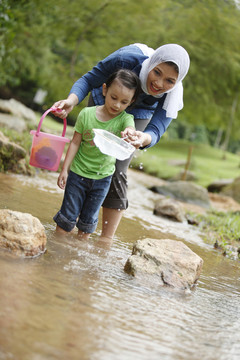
[131,139,240,187]
[191,210,240,260]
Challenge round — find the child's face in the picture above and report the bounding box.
[102,79,135,117]
[146,62,178,96]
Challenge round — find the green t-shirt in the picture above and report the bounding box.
[70,106,135,179]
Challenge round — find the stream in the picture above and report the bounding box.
[0,170,240,360]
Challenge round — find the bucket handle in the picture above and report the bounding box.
[36,107,67,137]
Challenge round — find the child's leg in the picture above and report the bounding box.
[56,225,69,234]
[77,175,112,237]
[77,229,91,240]
[53,171,86,234]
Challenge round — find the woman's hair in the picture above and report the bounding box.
[164,61,179,74]
[105,69,141,103]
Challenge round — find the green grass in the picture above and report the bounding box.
[192,210,240,260]
[131,139,240,187]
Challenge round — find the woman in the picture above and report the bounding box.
[53,43,190,239]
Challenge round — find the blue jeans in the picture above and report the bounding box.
[53,171,112,233]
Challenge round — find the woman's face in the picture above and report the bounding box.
[146,62,178,96]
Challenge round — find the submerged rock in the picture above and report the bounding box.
[124,238,203,290]
[0,209,47,257]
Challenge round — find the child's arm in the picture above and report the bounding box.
[57,131,82,189]
[121,126,134,139]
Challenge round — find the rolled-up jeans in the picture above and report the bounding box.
[88,94,150,210]
[53,171,112,233]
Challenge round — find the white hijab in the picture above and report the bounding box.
[135,43,190,119]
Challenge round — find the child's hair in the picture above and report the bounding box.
[105,69,141,104]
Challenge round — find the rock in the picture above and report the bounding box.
[0,98,37,125]
[150,181,211,208]
[221,177,240,204]
[0,131,27,172]
[154,198,186,223]
[0,209,47,257]
[0,113,27,132]
[207,179,234,193]
[124,238,203,290]
[209,192,240,212]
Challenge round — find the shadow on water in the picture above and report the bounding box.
[0,171,240,360]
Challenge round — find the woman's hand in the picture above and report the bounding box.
[121,128,152,149]
[52,94,79,119]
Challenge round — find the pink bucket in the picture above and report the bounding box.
[29,107,70,171]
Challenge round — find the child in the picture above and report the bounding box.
[53,69,141,239]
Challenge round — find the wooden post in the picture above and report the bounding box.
[181,145,193,181]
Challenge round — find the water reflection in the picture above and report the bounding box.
[0,172,240,360]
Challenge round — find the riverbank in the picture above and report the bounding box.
[128,169,240,261]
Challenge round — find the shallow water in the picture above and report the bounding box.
[0,170,240,360]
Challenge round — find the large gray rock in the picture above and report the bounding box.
[150,181,211,208]
[124,238,203,290]
[0,113,27,132]
[0,98,37,125]
[0,209,47,257]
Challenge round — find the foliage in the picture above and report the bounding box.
[1,0,240,148]
[1,127,33,153]
[0,0,18,85]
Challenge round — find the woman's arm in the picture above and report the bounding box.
[143,106,172,148]
[122,105,173,149]
[57,131,82,189]
[52,45,145,118]
[53,93,79,119]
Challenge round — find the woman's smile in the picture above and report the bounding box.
[147,62,178,96]
[149,82,163,93]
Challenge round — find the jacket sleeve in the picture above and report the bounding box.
[69,46,142,103]
[143,104,173,148]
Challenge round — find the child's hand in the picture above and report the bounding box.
[57,170,68,189]
[121,129,143,149]
[121,129,152,149]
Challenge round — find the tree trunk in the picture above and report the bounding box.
[221,94,238,159]
[214,128,223,148]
